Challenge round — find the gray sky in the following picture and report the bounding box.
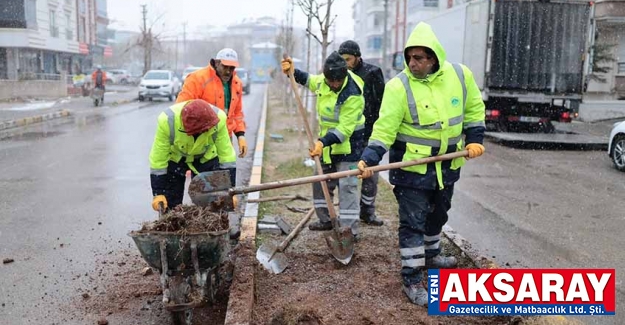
[107,0,355,39]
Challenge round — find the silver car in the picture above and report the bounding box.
[236,68,251,95]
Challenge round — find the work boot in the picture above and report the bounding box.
[403,282,428,306]
[426,254,458,268]
[360,214,384,226]
[308,221,332,231]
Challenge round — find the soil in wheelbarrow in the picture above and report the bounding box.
[139,205,229,233]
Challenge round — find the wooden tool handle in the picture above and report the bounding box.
[231,150,468,195]
[283,53,339,227]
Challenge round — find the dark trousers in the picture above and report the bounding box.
[360,171,379,218]
[393,185,454,286]
[152,158,225,208]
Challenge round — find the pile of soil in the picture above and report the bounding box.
[140,205,229,233]
[66,249,230,324]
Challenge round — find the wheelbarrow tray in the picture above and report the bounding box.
[129,230,230,273]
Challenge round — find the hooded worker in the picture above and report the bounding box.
[338,40,386,227]
[150,99,237,212]
[281,52,366,237]
[358,22,486,305]
[176,48,248,160]
[91,65,107,98]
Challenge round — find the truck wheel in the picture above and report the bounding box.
[541,122,555,134]
[612,135,625,172]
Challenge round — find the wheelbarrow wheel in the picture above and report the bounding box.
[172,310,192,325]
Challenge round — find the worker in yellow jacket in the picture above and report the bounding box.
[281,52,365,236]
[149,99,237,212]
[358,22,486,306]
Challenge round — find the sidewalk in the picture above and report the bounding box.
[0,85,138,130]
[579,100,625,122]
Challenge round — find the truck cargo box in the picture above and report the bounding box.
[489,0,591,95]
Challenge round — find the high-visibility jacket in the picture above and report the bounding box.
[361,22,486,190]
[91,70,107,86]
[293,69,366,164]
[149,100,237,176]
[176,64,246,138]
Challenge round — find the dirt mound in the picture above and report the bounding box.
[139,205,229,233]
[269,306,323,325]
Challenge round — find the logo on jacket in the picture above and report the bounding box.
[451,97,460,107]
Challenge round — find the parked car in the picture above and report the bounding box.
[182,66,202,85]
[108,69,131,84]
[609,120,625,172]
[236,68,251,95]
[138,70,181,102]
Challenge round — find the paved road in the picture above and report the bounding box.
[449,137,624,325]
[0,85,266,324]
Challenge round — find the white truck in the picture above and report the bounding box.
[393,0,594,133]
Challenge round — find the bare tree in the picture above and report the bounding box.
[296,0,337,68]
[132,5,168,74]
[295,0,336,133]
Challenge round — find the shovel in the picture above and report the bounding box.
[189,151,468,205]
[256,207,315,274]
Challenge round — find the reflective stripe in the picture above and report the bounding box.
[425,242,440,250]
[369,139,388,151]
[451,63,467,112]
[464,121,486,129]
[321,116,339,123]
[361,194,375,205]
[399,64,467,128]
[448,115,464,127]
[354,124,365,131]
[398,73,419,125]
[396,134,462,147]
[328,129,346,143]
[219,162,236,169]
[400,246,425,256]
[424,234,441,242]
[402,258,425,268]
[150,168,167,176]
[339,209,360,216]
[165,108,175,145]
[313,199,327,208]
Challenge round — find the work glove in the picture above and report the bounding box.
[237,136,248,158]
[281,58,293,74]
[152,195,167,211]
[466,143,485,159]
[357,160,373,179]
[309,140,324,158]
[232,195,238,208]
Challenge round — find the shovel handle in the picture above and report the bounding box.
[268,207,316,261]
[231,150,468,195]
[283,53,340,231]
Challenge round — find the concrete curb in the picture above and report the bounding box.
[0,109,71,131]
[223,86,268,325]
[0,97,137,132]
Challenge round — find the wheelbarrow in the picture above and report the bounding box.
[129,226,232,325]
[91,86,104,107]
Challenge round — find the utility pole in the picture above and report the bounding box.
[182,22,187,68]
[141,4,150,74]
[382,0,389,75]
[175,36,178,72]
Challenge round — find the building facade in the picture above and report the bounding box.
[0,0,109,80]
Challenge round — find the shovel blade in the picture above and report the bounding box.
[256,241,289,274]
[325,226,354,265]
[188,170,234,209]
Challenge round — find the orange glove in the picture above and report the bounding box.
[309,141,323,158]
[237,136,248,158]
[466,143,485,159]
[357,160,373,179]
[232,195,238,208]
[152,195,167,211]
[281,58,293,74]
